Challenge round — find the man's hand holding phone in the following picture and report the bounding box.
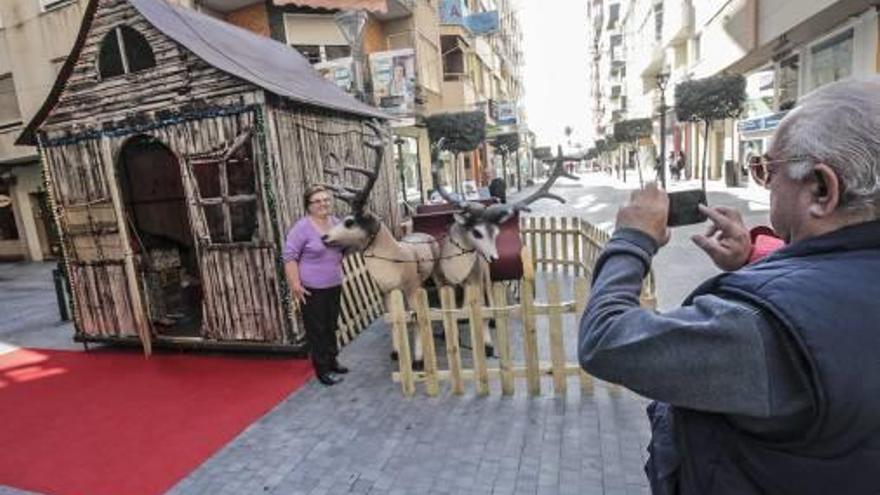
[690,205,752,271]
[616,183,671,248]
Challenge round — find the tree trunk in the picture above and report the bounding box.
[701,121,710,193]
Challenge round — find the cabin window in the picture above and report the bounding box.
[98,25,156,79]
[190,136,259,244]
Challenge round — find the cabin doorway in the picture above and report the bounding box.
[118,136,202,337]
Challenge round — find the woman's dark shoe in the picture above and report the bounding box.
[316,372,343,386]
[331,362,349,374]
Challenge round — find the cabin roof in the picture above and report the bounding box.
[18,0,386,146]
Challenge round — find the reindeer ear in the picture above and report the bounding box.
[453,212,467,226]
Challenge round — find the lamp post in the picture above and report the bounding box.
[334,9,368,102]
[655,70,670,188]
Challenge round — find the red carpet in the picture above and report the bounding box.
[0,348,313,495]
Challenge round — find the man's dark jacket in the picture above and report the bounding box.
[650,220,880,495]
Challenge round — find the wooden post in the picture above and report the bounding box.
[467,283,489,395]
[415,288,439,396]
[493,282,514,395]
[389,290,415,397]
[521,248,540,396]
[547,278,566,395]
[538,217,547,271]
[560,217,569,275]
[572,217,582,277]
[440,286,464,395]
[574,276,593,394]
[550,216,558,273]
[99,137,152,357]
[527,217,537,272]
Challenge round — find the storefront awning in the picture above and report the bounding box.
[272,0,387,13]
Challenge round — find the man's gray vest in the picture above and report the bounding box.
[651,220,880,495]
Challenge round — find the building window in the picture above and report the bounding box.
[292,44,322,64]
[653,2,663,43]
[607,3,620,29]
[744,68,775,118]
[323,45,351,61]
[441,35,466,80]
[191,135,259,244]
[98,25,156,79]
[0,74,23,129]
[39,0,76,12]
[808,28,853,91]
[776,54,800,111]
[693,33,701,63]
[0,182,19,241]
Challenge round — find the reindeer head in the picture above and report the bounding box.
[321,121,388,251]
[431,139,576,262]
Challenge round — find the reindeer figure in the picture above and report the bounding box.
[322,122,440,368]
[431,140,576,356]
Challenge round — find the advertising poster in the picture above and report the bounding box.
[369,49,416,117]
[314,57,353,94]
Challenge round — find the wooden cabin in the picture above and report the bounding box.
[17,0,398,354]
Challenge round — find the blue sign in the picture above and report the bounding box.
[440,0,469,25]
[465,11,500,35]
[737,111,788,134]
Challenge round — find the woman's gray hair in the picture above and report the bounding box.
[772,76,880,217]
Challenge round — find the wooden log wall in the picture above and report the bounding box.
[264,107,401,240]
[42,0,253,135]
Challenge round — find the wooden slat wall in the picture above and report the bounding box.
[43,0,252,131]
[267,108,401,239]
[69,261,138,338]
[200,245,286,342]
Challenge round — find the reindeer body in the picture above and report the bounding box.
[365,226,439,294]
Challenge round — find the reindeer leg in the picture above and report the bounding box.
[385,293,399,362]
[481,264,496,358]
[407,290,425,371]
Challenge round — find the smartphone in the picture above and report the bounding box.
[667,189,708,227]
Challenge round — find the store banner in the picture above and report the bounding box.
[495,101,517,125]
[369,49,416,117]
[465,11,499,35]
[314,57,353,93]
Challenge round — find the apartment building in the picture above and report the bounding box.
[0,0,88,261]
[589,0,879,184]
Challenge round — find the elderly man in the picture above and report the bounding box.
[579,76,880,495]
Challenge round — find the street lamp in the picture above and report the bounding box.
[334,9,368,102]
[655,70,670,188]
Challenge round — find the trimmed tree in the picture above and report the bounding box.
[614,118,653,186]
[674,74,746,191]
[426,110,487,191]
[490,132,521,188]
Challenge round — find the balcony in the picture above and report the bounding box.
[661,0,694,47]
[441,76,478,113]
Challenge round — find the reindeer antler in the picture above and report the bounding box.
[509,159,577,213]
[430,138,474,213]
[323,120,387,213]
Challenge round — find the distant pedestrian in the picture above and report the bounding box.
[488,177,507,203]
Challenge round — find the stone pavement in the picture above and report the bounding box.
[1,173,772,494]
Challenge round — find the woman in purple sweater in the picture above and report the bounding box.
[283,185,348,386]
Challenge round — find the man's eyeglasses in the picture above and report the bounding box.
[309,197,333,205]
[747,154,811,187]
